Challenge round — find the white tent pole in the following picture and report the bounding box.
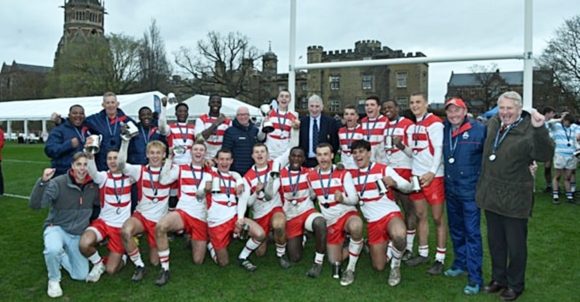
[42,120,48,138]
[288,0,297,111]
[7,121,12,141]
[523,0,534,110]
[24,119,29,142]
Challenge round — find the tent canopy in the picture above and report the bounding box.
[0,91,165,121]
[165,94,261,119]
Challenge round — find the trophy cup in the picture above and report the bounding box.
[411,175,421,192]
[173,145,186,155]
[259,104,275,134]
[270,162,280,178]
[376,179,388,195]
[120,121,139,141]
[211,178,221,194]
[385,135,393,150]
[84,135,102,154]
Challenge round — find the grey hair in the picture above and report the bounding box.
[498,91,523,108]
[236,106,249,114]
[308,94,324,108]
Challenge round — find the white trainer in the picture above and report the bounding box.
[47,280,63,298]
[86,262,106,283]
[388,266,401,287]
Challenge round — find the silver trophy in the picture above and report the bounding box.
[270,163,280,178]
[575,149,580,159]
[259,104,275,134]
[173,145,186,155]
[84,134,102,154]
[120,121,139,141]
[376,179,388,195]
[211,178,221,194]
[411,175,421,192]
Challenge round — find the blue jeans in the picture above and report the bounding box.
[43,225,88,282]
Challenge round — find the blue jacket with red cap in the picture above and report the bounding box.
[443,117,486,199]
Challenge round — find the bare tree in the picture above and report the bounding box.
[538,15,580,110]
[469,63,502,110]
[108,33,142,93]
[174,31,261,99]
[139,19,172,92]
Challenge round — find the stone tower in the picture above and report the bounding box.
[54,0,106,65]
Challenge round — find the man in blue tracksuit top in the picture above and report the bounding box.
[442,97,486,295]
[85,92,135,171]
[127,106,165,165]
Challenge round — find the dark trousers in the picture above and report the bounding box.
[0,160,3,195]
[485,210,528,293]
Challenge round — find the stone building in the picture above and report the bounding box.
[446,69,563,114]
[0,61,51,101]
[305,40,429,113]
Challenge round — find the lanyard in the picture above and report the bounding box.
[386,117,400,137]
[344,126,357,147]
[317,167,334,199]
[562,123,572,145]
[190,165,204,190]
[276,109,288,133]
[255,165,268,184]
[110,173,125,204]
[365,117,379,140]
[492,118,523,155]
[288,169,302,197]
[413,113,428,147]
[104,115,118,137]
[448,127,460,158]
[218,171,232,199]
[147,166,159,201]
[357,164,372,197]
[140,126,152,144]
[176,122,188,143]
[73,126,85,143]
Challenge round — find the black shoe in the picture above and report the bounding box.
[500,288,522,301]
[484,280,507,294]
[544,186,552,193]
[155,270,170,287]
[552,198,561,205]
[306,263,323,278]
[401,250,413,262]
[131,266,146,282]
[278,254,291,269]
[239,258,257,272]
[406,255,429,267]
[426,261,444,275]
[331,263,342,279]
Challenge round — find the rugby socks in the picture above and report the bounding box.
[418,245,429,258]
[314,252,325,265]
[128,249,145,268]
[88,252,103,265]
[346,238,363,272]
[390,246,403,269]
[553,190,559,200]
[566,191,574,202]
[207,242,217,263]
[386,241,394,261]
[276,243,287,258]
[406,230,416,253]
[435,247,446,263]
[158,249,170,271]
[239,238,262,260]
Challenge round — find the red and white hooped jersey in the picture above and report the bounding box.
[384,116,414,169]
[278,166,314,220]
[360,115,389,162]
[338,125,365,170]
[195,114,232,160]
[167,122,196,165]
[307,166,358,226]
[207,169,242,228]
[176,164,213,221]
[135,165,171,223]
[350,163,402,222]
[265,109,298,159]
[95,172,134,228]
[243,160,282,220]
[406,113,444,177]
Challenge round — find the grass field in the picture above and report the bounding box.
[0,142,578,301]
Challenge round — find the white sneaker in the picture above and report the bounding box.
[388,266,401,287]
[86,262,106,283]
[47,280,63,298]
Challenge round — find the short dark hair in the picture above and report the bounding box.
[563,113,576,124]
[541,106,555,115]
[72,152,88,162]
[410,92,427,99]
[344,104,357,111]
[69,104,84,112]
[175,103,189,111]
[216,148,233,158]
[289,146,303,155]
[382,99,398,108]
[253,142,269,152]
[209,95,221,102]
[315,142,334,153]
[351,140,371,152]
[138,106,152,115]
[365,96,380,105]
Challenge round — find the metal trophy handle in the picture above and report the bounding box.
[411,175,421,192]
[121,121,139,141]
[259,104,275,134]
[376,179,388,195]
[85,134,102,154]
[211,177,221,194]
[269,162,280,178]
[173,145,186,155]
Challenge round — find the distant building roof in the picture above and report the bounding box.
[448,71,523,86]
[1,61,52,74]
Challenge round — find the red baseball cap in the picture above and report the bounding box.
[445,98,467,109]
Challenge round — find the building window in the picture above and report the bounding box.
[329,75,340,90]
[396,97,409,109]
[396,72,408,88]
[362,75,373,90]
[329,99,340,112]
[300,97,308,110]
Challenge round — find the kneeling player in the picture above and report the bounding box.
[207,149,266,271]
[81,148,134,282]
[307,143,363,286]
[270,147,327,277]
[350,140,411,286]
[154,142,213,286]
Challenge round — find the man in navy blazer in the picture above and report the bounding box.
[299,95,339,167]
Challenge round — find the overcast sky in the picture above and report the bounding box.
[1,0,578,103]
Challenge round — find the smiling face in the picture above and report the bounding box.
[175,104,189,123]
[71,156,88,181]
[139,107,153,128]
[216,151,233,173]
[146,144,166,168]
[343,108,359,128]
[288,148,305,170]
[68,106,85,127]
[252,145,269,167]
[315,145,333,170]
[365,98,380,119]
[382,101,398,120]
[409,94,428,117]
[498,97,522,126]
[308,100,322,117]
[277,91,291,110]
[190,143,206,165]
[208,96,222,115]
[352,147,371,169]
[445,105,467,127]
[102,95,119,117]
[106,151,119,173]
